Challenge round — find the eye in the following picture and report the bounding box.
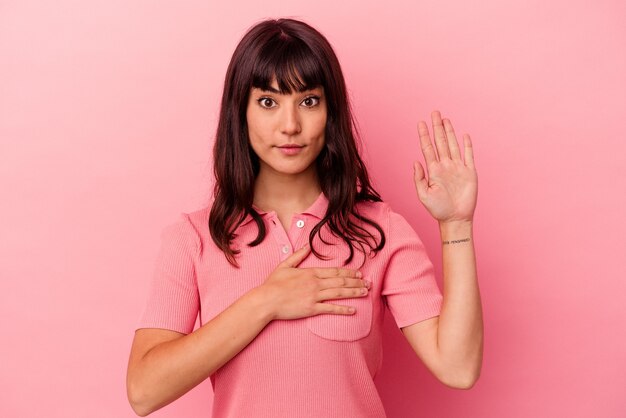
[257,97,276,109]
[301,95,320,108]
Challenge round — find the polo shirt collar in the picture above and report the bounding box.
[238,191,328,228]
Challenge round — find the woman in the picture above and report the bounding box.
[127,17,482,417]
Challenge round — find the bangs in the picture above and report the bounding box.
[251,36,325,93]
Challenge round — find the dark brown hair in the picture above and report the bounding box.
[209,17,386,267]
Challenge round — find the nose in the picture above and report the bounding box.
[279,105,301,135]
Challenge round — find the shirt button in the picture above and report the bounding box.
[281,245,290,254]
[296,219,305,228]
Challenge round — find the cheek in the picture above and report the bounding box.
[246,109,268,142]
[310,117,326,154]
[309,112,327,137]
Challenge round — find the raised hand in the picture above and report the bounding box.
[413,110,478,224]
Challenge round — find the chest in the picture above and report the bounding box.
[195,218,385,322]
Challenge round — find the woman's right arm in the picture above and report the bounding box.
[126,286,274,417]
[126,244,367,416]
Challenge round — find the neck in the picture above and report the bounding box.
[253,164,322,213]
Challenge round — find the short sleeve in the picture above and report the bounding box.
[135,213,200,334]
[381,206,443,329]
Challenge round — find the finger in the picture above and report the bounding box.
[418,120,437,167]
[431,110,451,160]
[413,161,428,197]
[278,243,311,268]
[313,267,362,279]
[443,118,462,161]
[463,134,475,169]
[314,302,356,315]
[317,286,368,302]
[318,277,369,290]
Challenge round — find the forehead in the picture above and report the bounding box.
[251,65,324,94]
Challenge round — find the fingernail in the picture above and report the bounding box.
[365,280,371,288]
[356,271,362,278]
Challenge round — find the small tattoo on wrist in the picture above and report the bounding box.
[442,237,471,245]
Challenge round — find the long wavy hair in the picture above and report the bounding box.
[209,17,386,267]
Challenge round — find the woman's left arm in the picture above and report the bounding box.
[400,110,483,389]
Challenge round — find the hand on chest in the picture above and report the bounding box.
[197,218,384,342]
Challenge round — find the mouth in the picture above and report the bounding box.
[276,144,305,155]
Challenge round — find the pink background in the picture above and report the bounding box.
[1,1,625,417]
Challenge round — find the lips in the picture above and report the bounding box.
[277,144,305,156]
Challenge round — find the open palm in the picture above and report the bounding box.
[413,111,478,223]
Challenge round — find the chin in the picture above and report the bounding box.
[263,159,317,176]
[273,165,313,176]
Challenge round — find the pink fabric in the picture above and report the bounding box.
[137,191,443,417]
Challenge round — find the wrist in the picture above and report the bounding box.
[439,219,473,241]
[246,285,277,323]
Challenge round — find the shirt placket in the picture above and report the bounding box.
[268,213,308,262]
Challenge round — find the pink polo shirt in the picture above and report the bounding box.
[136,191,443,417]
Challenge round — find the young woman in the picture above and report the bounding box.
[127,17,482,418]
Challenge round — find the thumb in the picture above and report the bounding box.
[413,161,428,198]
[278,243,311,268]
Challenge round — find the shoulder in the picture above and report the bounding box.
[355,199,411,230]
[356,199,423,238]
[185,204,211,234]
[355,199,391,222]
[159,203,212,253]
